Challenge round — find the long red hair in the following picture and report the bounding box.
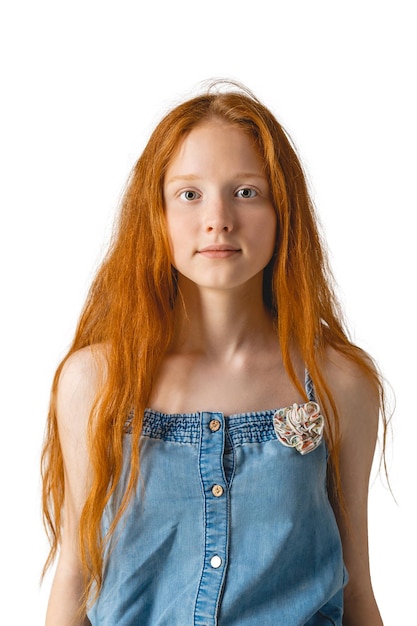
[41,83,386,605]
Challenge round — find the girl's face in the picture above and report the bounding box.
[163,119,277,294]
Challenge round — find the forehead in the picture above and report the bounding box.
[166,120,264,176]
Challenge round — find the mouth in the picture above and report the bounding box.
[198,245,240,252]
[197,245,241,259]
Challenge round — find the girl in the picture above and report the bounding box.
[42,83,386,625]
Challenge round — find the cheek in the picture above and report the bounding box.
[165,214,189,268]
[165,209,180,243]
[256,211,277,257]
[268,214,278,246]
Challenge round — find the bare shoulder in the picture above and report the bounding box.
[55,345,109,520]
[56,344,109,483]
[58,343,109,396]
[320,345,378,399]
[319,346,379,440]
[57,344,109,429]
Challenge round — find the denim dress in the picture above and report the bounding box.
[88,375,347,625]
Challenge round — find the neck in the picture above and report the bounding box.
[171,276,277,362]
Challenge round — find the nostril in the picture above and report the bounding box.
[205,219,233,233]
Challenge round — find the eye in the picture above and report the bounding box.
[180,190,201,201]
[236,188,257,199]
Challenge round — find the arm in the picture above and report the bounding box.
[45,347,105,626]
[323,348,383,626]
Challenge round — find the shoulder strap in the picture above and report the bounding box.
[304,369,316,402]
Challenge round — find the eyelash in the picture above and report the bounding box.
[179,188,258,201]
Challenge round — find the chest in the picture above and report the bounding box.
[148,352,306,415]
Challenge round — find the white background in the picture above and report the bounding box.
[1,1,415,623]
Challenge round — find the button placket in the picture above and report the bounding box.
[194,412,229,625]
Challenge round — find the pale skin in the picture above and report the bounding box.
[46,120,383,625]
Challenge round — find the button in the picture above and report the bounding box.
[210,555,222,569]
[211,484,224,497]
[209,419,221,432]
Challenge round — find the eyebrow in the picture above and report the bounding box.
[165,173,268,185]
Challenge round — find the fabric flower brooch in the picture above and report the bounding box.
[273,402,324,455]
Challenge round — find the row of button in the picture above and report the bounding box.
[193,412,228,623]
[209,418,224,573]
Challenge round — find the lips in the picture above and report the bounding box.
[197,244,241,259]
[199,245,240,252]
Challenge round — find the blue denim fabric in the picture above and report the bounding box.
[88,379,346,625]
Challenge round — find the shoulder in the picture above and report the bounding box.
[58,343,109,394]
[56,344,109,434]
[55,345,110,508]
[59,343,109,387]
[320,345,378,397]
[319,345,380,441]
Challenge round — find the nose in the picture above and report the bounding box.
[204,194,234,233]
